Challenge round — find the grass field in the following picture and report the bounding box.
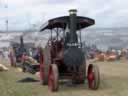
[0,59,128,96]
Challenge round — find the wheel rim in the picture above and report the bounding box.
[87,65,95,89]
[49,68,54,91]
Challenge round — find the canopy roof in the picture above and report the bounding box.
[40,16,95,31]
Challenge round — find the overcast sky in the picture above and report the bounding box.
[0,0,128,31]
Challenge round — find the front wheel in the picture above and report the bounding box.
[87,64,100,90]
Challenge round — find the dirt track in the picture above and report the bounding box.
[0,59,128,96]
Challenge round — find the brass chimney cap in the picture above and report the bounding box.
[69,9,77,14]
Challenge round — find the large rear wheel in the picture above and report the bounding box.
[40,47,49,85]
[48,64,59,92]
[40,64,49,85]
[87,64,100,90]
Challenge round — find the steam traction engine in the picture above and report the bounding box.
[9,36,32,67]
[39,9,100,92]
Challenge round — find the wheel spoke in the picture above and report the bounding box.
[48,64,59,92]
[88,71,95,88]
[49,69,54,91]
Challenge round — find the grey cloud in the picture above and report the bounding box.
[0,0,128,30]
[47,0,74,4]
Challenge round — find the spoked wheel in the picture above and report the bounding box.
[40,47,49,85]
[48,64,59,92]
[87,64,100,90]
[40,64,49,85]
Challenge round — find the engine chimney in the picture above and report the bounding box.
[20,36,24,48]
[69,9,77,43]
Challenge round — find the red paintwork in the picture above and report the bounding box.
[48,64,59,92]
[21,54,26,64]
[87,64,95,89]
[48,66,54,91]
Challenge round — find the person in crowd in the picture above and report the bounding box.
[125,49,128,59]
[3,50,9,61]
[32,47,40,62]
[115,50,121,60]
[29,48,33,56]
[0,51,4,59]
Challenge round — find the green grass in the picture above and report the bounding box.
[0,60,128,96]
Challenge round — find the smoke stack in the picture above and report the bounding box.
[69,9,77,43]
[20,36,24,47]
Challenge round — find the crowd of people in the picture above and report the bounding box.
[28,47,40,62]
[1,46,128,64]
[0,46,40,63]
[0,49,9,61]
[86,48,128,61]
